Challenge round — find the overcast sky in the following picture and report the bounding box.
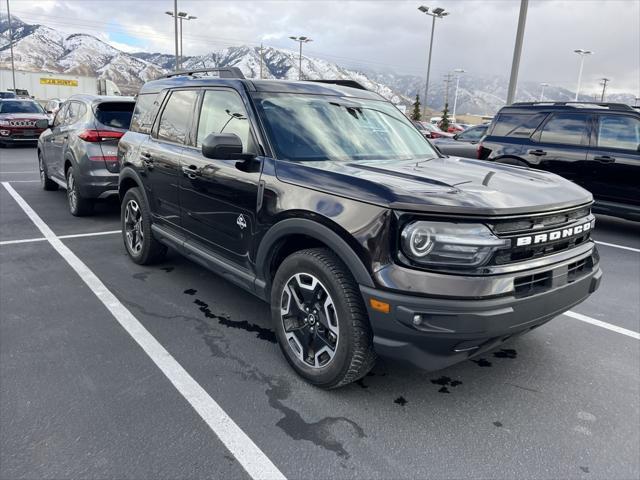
[9,0,640,94]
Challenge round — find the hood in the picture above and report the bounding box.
[275,157,593,216]
[0,113,49,120]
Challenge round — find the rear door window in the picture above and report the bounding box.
[94,102,135,129]
[156,90,198,144]
[539,113,589,145]
[596,115,640,151]
[490,113,546,137]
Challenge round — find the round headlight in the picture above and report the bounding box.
[403,224,434,257]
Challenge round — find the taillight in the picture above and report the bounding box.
[78,130,124,142]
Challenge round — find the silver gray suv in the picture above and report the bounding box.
[37,95,135,216]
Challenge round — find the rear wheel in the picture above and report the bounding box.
[66,166,93,216]
[121,187,167,265]
[271,248,376,388]
[39,152,58,191]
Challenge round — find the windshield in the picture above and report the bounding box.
[0,101,44,114]
[254,94,438,162]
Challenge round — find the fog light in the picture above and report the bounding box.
[0,130,10,136]
[413,314,422,326]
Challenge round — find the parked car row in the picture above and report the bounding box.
[17,72,605,389]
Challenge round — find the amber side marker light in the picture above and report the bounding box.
[369,298,390,314]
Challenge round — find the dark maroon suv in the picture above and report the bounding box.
[0,99,49,146]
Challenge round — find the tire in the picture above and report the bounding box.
[271,248,376,389]
[38,151,58,191]
[121,187,167,265]
[495,157,528,168]
[66,166,93,216]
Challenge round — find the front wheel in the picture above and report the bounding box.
[121,187,167,265]
[271,248,376,389]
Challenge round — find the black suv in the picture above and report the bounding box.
[479,102,640,221]
[118,69,601,388]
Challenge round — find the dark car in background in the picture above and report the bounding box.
[433,123,488,157]
[478,102,640,221]
[0,99,49,146]
[38,95,135,216]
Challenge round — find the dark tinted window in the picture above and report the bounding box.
[95,102,135,129]
[491,113,545,137]
[597,115,640,151]
[196,90,254,152]
[130,93,164,134]
[65,102,86,124]
[157,90,198,144]
[540,113,589,145]
[0,92,17,99]
[0,100,44,114]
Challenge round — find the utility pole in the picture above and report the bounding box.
[506,0,529,105]
[260,43,264,79]
[5,0,16,92]
[600,78,610,102]
[452,68,465,123]
[443,72,454,106]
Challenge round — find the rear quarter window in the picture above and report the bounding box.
[129,93,164,133]
[95,102,135,129]
[490,113,546,137]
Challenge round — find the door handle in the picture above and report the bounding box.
[593,155,615,163]
[527,149,547,156]
[182,165,201,179]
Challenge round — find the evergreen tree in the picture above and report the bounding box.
[410,94,422,121]
[440,103,450,131]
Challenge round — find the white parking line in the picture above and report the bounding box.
[595,240,640,254]
[1,182,286,480]
[0,171,38,174]
[565,311,640,340]
[1,179,40,183]
[0,230,121,246]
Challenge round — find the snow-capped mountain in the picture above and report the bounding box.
[1,13,636,114]
[0,13,165,93]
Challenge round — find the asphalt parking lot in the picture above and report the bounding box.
[1,146,639,480]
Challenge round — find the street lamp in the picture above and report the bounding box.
[451,68,465,123]
[166,10,197,70]
[417,5,449,118]
[539,82,549,101]
[289,36,312,80]
[573,49,593,101]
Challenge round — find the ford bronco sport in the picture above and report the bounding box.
[118,69,601,388]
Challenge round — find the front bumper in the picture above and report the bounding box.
[360,250,601,371]
[0,129,45,143]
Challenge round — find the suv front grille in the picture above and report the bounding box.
[490,206,593,266]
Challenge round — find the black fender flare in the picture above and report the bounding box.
[119,166,151,207]
[255,218,375,294]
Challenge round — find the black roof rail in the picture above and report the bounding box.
[163,67,245,79]
[307,79,368,91]
[511,101,634,111]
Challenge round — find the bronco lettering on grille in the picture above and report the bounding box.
[515,221,592,247]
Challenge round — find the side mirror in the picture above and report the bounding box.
[35,119,49,129]
[202,133,243,160]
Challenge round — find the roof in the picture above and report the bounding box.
[67,94,135,104]
[501,102,636,113]
[138,76,384,100]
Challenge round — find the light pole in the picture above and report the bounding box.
[506,0,529,105]
[166,10,197,71]
[5,0,16,92]
[417,6,449,118]
[452,68,465,123]
[289,36,312,80]
[539,82,549,101]
[573,49,593,101]
[600,78,610,102]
